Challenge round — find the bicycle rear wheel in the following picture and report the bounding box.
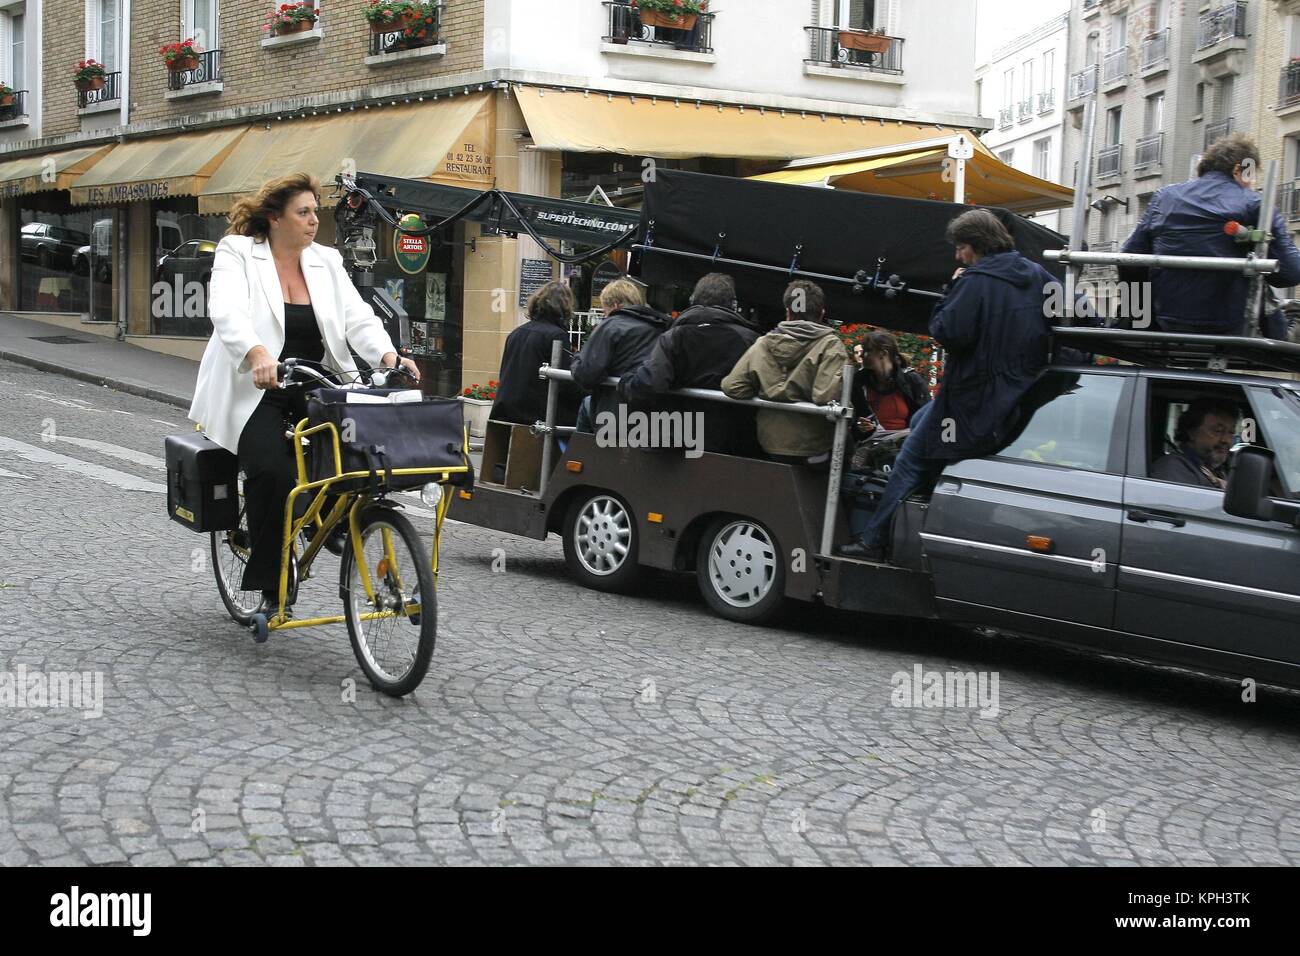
[339,506,436,697]
[211,476,260,625]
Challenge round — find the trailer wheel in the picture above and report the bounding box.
[696,517,785,624]
[562,492,640,593]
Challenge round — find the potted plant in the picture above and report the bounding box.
[263,1,320,36]
[365,0,420,33]
[159,39,203,72]
[838,26,892,54]
[0,82,14,107]
[630,0,706,32]
[73,60,107,93]
[393,3,440,47]
[461,381,497,439]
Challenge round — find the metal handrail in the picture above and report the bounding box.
[1045,249,1278,274]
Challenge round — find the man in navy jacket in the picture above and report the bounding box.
[1121,133,1300,335]
[840,209,1054,560]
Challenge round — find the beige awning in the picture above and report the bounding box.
[513,84,970,161]
[198,93,492,215]
[68,126,250,206]
[0,144,116,198]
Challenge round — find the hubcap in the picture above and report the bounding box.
[707,521,777,609]
[574,495,632,576]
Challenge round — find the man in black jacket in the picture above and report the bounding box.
[571,278,670,431]
[618,273,763,457]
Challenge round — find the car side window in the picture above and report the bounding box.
[1250,388,1300,498]
[995,372,1126,473]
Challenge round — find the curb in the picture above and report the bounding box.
[0,348,193,410]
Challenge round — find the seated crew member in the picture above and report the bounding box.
[851,331,931,440]
[490,281,582,428]
[720,280,849,468]
[571,278,670,434]
[1150,397,1238,489]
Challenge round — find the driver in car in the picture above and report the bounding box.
[1149,397,1238,489]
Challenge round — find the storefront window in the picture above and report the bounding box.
[18,197,116,323]
[372,218,464,398]
[151,196,227,336]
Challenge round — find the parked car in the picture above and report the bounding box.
[155,239,216,288]
[21,223,90,270]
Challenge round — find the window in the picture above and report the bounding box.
[99,0,117,71]
[1154,0,1168,30]
[1250,389,1300,497]
[1042,49,1054,91]
[1033,137,1051,179]
[1003,69,1014,108]
[1106,105,1122,145]
[997,373,1127,473]
[1143,384,1250,483]
[1144,92,1164,134]
[836,0,875,30]
[1023,59,1034,100]
[1218,76,1235,120]
[1195,81,1206,115]
[1109,13,1127,49]
[998,148,1015,166]
[1085,33,1099,66]
[184,0,219,50]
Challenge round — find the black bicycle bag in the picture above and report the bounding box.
[165,431,239,532]
[305,388,472,493]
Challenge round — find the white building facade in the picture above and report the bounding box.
[975,12,1069,231]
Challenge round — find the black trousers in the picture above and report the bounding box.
[237,391,307,593]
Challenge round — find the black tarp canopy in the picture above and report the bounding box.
[635,169,1068,335]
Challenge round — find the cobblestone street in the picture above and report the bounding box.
[2,359,1300,866]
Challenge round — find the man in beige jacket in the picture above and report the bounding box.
[721,280,849,467]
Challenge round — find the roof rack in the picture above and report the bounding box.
[1051,327,1300,376]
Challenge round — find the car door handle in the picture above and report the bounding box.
[1127,509,1186,528]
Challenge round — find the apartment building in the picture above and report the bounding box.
[0,0,984,393]
[976,13,1069,230]
[1058,0,1290,259]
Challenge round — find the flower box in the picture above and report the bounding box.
[460,396,493,439]
[838,30,892,54]
[639,9,698,31]
[277,18,316,35]
[371,11,418,32]
[74,76,106,93]
[169,55,200,72]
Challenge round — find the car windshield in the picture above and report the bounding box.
[1251,388,1300,497]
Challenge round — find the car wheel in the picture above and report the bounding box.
[562,492,640,593]
[695,516,786,624]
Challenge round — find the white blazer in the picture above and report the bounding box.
[189,234,396,452]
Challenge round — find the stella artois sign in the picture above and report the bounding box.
[393,213,432,275]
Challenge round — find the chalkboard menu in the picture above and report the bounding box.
[518,258,554,307]
[590,261,625,303]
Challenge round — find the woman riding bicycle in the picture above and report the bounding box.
[188,172,419,614]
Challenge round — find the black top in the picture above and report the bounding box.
[279,302,325,364]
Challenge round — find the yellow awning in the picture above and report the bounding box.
[750,139,1073,214]
[513,84,973,161]
[68,126,250,206]
[0,144,116,198]
[198,93,491,215]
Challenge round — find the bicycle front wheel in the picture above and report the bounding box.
[339,507,436,697]
[211,476,260,626]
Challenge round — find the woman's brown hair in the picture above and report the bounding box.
[526,280,575,328]
[225,172,321,242]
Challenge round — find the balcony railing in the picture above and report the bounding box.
[77,71,120,108]
[369,2,446,56]
[1140,29,1169,71]
[1018,98,1035,122]
[0,89,28,119]
[803,25,903,73]
[1083,0,1101,12]
[165,50,221,91]
[1038,89,1055,113]
[1134,132,1164,170]
[1205,117,1234,148]
[1278,180,1300,220]
[1102,47,1128,85]
[1068,65,1097,102]
[1281,62,1300,109]
[1197,1,1247,52]
[1097,143,1123,178]
[998,106,1014,128]
[606,3,716,55]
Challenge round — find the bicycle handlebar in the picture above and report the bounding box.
[276,358,418,390]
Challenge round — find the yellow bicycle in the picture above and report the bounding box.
[210,360,470,697]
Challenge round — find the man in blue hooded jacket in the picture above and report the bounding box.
[840,209,1054,560]
[1120,133,1300,335]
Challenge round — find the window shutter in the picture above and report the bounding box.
[84,0,99,60]
[0,15,11,86]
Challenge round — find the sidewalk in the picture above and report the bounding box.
[0,314,197,408]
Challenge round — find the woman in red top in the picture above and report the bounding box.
[851,331,931,438]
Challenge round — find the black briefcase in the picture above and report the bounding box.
[164,432,239,532]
